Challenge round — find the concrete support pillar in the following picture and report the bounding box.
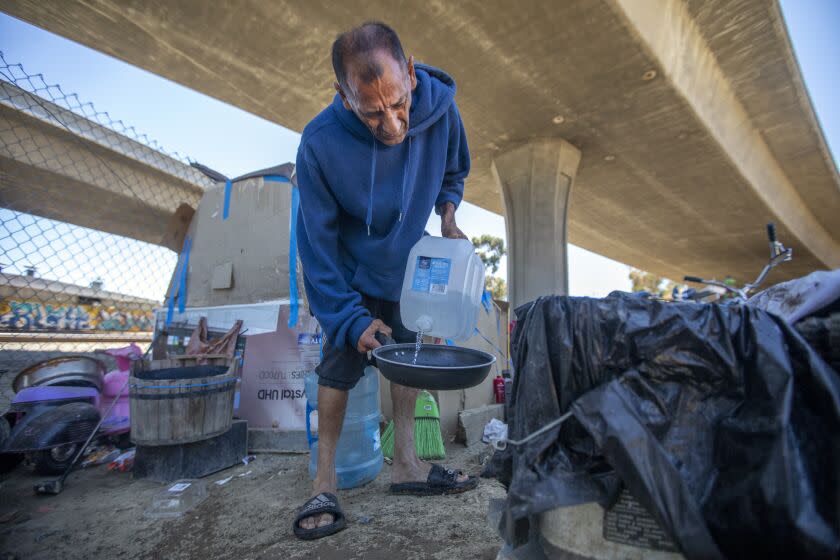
[491,139,582,310]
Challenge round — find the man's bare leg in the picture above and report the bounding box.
[299,384,347,529]
[390,382,467,483]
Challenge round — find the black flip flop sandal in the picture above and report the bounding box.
[293,492,347,540]
[389,464,479,496]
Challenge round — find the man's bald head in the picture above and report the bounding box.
[331,21,407,89]
[331,22,417,146]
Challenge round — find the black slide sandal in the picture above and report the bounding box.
[293,492,347,540]
[389,464,479,496]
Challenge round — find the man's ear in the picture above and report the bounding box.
[334,81,352,110]
[407,55,417,91]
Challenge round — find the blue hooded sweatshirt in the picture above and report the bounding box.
[296,64,470,349]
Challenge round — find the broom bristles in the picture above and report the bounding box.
[379,415,446,461]
[382,420,395,459]
[415,417,446,460]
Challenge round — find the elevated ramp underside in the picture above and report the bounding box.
[2,0,838,282]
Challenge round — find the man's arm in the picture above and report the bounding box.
[297,147,386,351]
[436,103,470,239]
[439,201,467,240]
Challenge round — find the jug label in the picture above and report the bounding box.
[411,256,451,295]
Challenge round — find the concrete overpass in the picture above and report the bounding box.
[0,79,212,251]
[2,0,839,306]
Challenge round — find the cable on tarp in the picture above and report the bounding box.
[489,411,573,451]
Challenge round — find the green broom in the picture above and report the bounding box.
[381,390,446,460]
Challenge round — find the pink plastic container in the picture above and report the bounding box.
[102,344,141,424]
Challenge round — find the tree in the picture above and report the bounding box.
[472,234,508,300]
[485,275,507,300]
[471,234,506,274]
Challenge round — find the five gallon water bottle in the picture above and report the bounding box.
[305,367,383,489]
[400,236,486,340]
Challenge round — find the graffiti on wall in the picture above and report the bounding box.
[0,300,154,332]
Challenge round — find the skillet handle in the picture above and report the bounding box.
[374,332,396,347]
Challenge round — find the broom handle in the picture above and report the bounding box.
[58,377,129,484]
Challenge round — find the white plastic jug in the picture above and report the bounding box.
[400,236,485,340]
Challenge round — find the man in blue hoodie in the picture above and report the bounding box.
[293,22,477,540]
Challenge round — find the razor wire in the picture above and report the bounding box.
[0,51,214,359]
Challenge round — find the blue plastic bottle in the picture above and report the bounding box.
[305,367,383,489]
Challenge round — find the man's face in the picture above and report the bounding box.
[337,52,417,146]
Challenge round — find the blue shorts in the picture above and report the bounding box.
[316,295,416,391]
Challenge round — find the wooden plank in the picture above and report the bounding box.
[194,375,206,442]
[161,379,173,444]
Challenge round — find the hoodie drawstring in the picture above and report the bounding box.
[366,135,412,236]
[398,136,412,222]
[366,139,377,236]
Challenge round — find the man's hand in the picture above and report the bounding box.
[439,201,468,240]
[356,319,393,353]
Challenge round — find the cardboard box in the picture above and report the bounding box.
[237,307,321,430]
[165,173,306,310]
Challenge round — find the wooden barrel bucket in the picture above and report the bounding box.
[129,356,236,445]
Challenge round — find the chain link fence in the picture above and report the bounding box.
[0,52,213,402]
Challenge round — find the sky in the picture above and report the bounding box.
[0,1,838,301]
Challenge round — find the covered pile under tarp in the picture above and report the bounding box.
[495,293,840,559]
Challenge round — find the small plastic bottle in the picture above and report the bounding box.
[493,374,506,404]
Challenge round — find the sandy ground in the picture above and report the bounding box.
[0,351,507,559]
[0,443,505,559]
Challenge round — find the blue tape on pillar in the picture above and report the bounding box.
[287,186,300,328]
[177,236,192,313]
[263,175,291,183]
[481,289,492,312]
[166,238,189,327]
[223,179,232,220]
[165,294,175,327]
[263,175,299,328]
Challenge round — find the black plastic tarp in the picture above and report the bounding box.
[496,293,840,559]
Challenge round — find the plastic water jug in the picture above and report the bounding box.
[305,367,383,489]
[400,236,485,340]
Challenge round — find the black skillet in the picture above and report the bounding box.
[371,333,496,390]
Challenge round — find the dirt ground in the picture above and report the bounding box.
[0,443,506,559]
